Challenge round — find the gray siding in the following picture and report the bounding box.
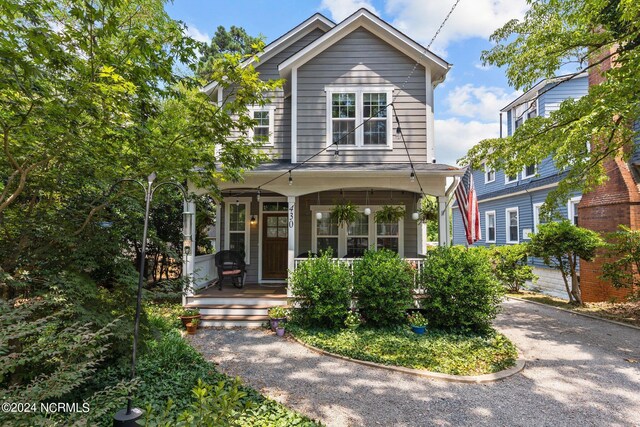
[254,28,327,161]
[297,28,428,163]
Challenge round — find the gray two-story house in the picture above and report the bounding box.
[184,9,463,296]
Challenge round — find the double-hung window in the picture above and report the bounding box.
[506,207,519,243]
[523,164,537,179]
[249,106,275,145]
[485,211,496,243]
[484,163,495,183]
[326,86,393,149]
[347,212,369,257]
[316,212,339,255]
[532,203,545,234]
[225,199,251,263]
[376,219,399,253]
[568,196,581,226]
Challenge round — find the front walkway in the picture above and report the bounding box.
[189,299,640,426]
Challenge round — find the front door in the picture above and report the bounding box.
[262,213,288,279]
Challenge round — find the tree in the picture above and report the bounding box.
[196,26,264,80]
[490,244,537,293]
[528,220,604,304]
[462,0,640,210]
[601,225,640,294]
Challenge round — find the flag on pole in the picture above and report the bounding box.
[455,167,481,245]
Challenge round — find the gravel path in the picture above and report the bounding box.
[189,299,640,426]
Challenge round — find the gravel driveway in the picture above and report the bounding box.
[189,299,640,426]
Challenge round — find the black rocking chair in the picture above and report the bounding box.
[213,250,246,291]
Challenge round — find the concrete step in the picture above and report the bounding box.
[198,307,270,316]
[199,314,270,328]
[186,296,288,306]
[200,320,266,328]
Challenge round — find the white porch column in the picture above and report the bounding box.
[416,196,424,255]
[214,202,221,253]
[287,195,297,297]
[183,200,196,305]
[437,196,449,246]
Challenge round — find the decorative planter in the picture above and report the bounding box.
[276,327,285,337]
[411,325,426,335]
[180,315,201,328]
[270,317,286,331]
[186,322,197,335]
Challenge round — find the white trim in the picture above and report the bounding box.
[478,182,559,204]
[279,9,449,76]
[257,196,288,283]
[325,86,394,149]
[484,163,495,184]
[485,210,496,243]
[505,207,519,244]
[223,197,252,265]
[291,67,298,163]
[425,68,435,162]
[567,196,581,225]
[522,164,537,179]
[505,172,518,184]
[248,105,276,146]
[532,202,543,234]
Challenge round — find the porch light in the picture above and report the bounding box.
[412,212,419,221]
[250,215,257,225]
[410,171,415,182]
[316,212,323,220]
[334,148,339,159]
[364,208,371,216]
[288,171,293,186]
[256,189,261,201]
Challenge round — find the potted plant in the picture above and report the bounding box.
[344,310,361,330]
[180,308,201,328]
[186,318,199,335]
[268,306,288,331]
[407,311,428,334]
[417,197,438,223]
[330,201,359,227]
[275,325,286,337]
[374,205,406,223]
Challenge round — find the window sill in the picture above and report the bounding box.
[326,146,393,151]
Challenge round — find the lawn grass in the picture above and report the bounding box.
[507,291,640,327]
[288,324,518,376]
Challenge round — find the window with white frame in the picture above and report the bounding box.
[568,196,581,226]
[485,211,496,243]
[226,201,250,263]
[316,212,339,255]
[523,164,537,179]
[376,219,399,253]
[249,107,275,145]
[484,163,495,183]
[326,87,393,149]
[532,202,545,234]
[505,172,518,184]
[347,212,369,257]
[506,207,519,243]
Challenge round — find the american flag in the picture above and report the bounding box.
[455,167,481,245]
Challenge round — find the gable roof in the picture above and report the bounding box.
[278,8,451,85]
[500,72,588,112]
[202,13,334,95]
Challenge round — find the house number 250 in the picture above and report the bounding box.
[288,204,295,228]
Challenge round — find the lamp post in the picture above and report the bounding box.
[113,172,192,427]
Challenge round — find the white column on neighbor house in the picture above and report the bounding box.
[437,195,449,246]
[183,200,196,304]
[287,195,297,297]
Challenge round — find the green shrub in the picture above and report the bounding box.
[289,249,352,328]
[352,249,414,327]
[419,246,504,332]
[490,244,536,292]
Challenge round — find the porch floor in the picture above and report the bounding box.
[193,282,288,299]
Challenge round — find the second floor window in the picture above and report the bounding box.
[249,106,275,145]
[523,164,536,178]
[484,163,495,183]
[326,87,393,149]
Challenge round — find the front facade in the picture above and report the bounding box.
[452,73,589,297]
[187,9,462,291]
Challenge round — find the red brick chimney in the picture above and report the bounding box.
[578,44,638,302]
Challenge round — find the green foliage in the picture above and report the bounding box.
[462,0,640,208]
[528,220,604,304]
[418,197,438,223]
[289,325,517,376]
[374,205,405,223]
[196,26,264,80]
[407,311,428,327]
[344,311,362,330]
[289,250,352,328]
[419,246,504,332]
[602,225,640,292]
[352,250,414,327]
[490,244,537,292]
[267,306,288,319]
[330,202,359,228]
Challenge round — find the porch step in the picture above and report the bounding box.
[199,314,269,328]
[197,306,273,316]
[186,296,288,306]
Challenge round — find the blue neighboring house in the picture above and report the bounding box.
[452,72,588,297]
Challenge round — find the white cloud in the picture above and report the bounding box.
[320,0,379,22]
[435,118,498,165]
[385,0,528,53]
[443,84,520,122]
[184,23,210,44]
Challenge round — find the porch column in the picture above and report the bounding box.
[416,196,424,255]
[287,195,297,297]
[437,196,449,246]
[214,202,221,253]
[183,200,196,305]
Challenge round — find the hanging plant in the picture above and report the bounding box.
[417,197,438,223]
[374,205,406,223]
[330,201,359,227]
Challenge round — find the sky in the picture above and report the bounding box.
[166,0,530,165]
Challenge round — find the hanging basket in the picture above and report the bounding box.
[417,197,438,223]
[374,205,406,223]
[330,201,359,227]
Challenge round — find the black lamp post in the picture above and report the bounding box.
[113,172,192,427]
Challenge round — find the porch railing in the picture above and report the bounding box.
[193,254,216,289]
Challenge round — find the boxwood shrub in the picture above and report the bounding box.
[352,249,414,327]
[419,246,503,332]
[289,249,352,328]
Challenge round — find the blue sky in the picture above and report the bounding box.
[166,0,530,165]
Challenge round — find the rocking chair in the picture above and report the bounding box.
[213,250,246,291]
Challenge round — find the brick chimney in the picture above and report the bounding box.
[578,44,638,302]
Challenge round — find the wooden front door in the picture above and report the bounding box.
[262,213,288,279]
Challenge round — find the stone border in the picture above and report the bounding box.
[507,296,640,331]
[289,335,526,384]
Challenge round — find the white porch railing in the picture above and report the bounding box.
[193,254,216,290]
